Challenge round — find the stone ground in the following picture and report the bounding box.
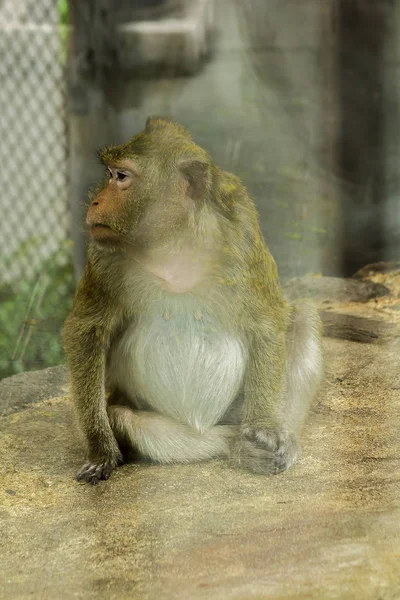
[1,270,400,599]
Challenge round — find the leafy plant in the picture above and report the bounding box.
[0,241,75,380]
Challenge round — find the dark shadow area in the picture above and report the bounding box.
[337,0,391,275]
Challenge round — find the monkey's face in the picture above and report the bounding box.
[87,120,211,252]
[87,158,194,251]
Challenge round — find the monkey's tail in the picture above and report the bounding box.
[285,302,323,431]
[108,405,237,464]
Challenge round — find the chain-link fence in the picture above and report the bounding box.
[0,0,73,379]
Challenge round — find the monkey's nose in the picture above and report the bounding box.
[87,196,106,225]
[91,194,106,207]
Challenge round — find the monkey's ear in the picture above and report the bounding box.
[145,116,176,131]
[179,159,210,201]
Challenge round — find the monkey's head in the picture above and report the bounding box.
[87,117,213,251]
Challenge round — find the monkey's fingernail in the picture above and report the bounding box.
[163,310,171,321]
[194,310,202,321]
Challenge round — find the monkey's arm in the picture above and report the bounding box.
[63,281,123,484]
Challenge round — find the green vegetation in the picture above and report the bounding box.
[58,0,68,26]
[0,242,75,380]
[58,0,69,63]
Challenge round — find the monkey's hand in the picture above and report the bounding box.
[236,427,299,475]
[76,451,123,485]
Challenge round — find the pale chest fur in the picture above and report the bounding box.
[108,293,246,432]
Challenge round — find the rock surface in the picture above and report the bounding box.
[284,275,390,304]
[0,365,68,417]
[1,266,400,599]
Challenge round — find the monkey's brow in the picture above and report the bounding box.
[97,150,124,165]
[97,146,135,164]
[98,151,140,173]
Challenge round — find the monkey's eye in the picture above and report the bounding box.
[116,171,127,182]
[106,167,133,190]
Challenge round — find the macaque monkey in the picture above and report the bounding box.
[64,117,322,484]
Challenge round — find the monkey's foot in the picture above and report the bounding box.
[76,456,122,485]
[236,427,299,475]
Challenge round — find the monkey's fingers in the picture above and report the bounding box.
[76,461,116,484]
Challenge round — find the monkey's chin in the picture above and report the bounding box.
[89,225,126,250]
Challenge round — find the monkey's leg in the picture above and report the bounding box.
[236,304,322,475]
[107,404,237,464]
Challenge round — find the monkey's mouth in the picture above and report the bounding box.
[91,223,112,231]
[90,223,120,242]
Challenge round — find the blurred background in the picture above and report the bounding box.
[1,0,399,379]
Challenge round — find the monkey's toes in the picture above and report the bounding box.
[237,427,299,475]
[242,426,295,453]
[76,461,117,484]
